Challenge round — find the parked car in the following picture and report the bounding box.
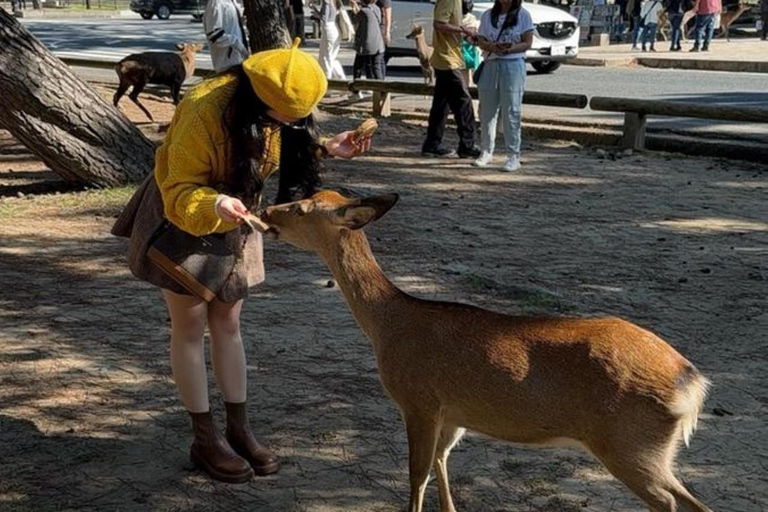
[131,0,208,20]
[386,0,579,73]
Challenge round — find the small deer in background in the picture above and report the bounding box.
[406,25,434,85]
[262,190,714,512]
[114,43,204,122]
[719,3,752,40]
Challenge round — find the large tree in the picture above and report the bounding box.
[0,10,155,187]
[243,0,292,52]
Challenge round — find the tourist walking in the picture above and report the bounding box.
[690,0,721,51]
[112,40,371,484]
[351,0,386,81]
[665,0,688,51]
[203,0,250,73]
[315,0,347,80]
[471,0,533,172]
[421,0,481,158]
[638,0,663,51]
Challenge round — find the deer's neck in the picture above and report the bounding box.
[319,230,407,352]
[182,53,196,78]
[415,35,429,56]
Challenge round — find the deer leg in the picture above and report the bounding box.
[589,427,713,512]
[404,412,441,512]
[128,83,153,122]
[113,79,129,107]
[432,425,465,512]
[171,81,182,105]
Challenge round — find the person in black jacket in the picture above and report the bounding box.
[665,0,687,51]
[761,0,768,40]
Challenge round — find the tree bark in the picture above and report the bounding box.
[243,0,292,52]
[0,11,155,186]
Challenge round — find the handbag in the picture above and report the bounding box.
[147,220,243,303]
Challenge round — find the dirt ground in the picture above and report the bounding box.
[0,86,766,512]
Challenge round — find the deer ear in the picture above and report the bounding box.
[335,194,398,230]
[289,200,315,216]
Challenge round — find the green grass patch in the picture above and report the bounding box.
[0,185,137,220]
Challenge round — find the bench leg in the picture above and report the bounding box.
[372,91,392,118]
[622,112,647,150]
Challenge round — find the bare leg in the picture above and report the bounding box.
[208,298,247,403]
[163,289,209,413]
[433,425,466,512]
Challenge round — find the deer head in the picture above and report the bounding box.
[406,25,425,40]
[175,42,205,54]
[261,190,399,252]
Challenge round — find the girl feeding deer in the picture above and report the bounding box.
[468,0,533,172]
[112,39,372,483]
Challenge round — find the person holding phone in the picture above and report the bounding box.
[469,0,533,172]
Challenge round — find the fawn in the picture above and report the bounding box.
[261,190,713,512]
[114,43,204,122]
[406,25,434,85]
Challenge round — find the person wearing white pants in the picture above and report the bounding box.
[470,0,533,172]
[316,0,347,80]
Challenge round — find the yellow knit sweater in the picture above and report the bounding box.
[154,73,281,236]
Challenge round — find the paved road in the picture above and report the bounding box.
[23,16,768,141]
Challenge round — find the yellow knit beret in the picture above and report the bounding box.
[242,38,328,119]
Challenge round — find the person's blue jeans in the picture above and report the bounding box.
[632,16,643,47]
[641,22,658,49]
[694,13,716,49]
[669,13,683,49]
[478,59,526,156]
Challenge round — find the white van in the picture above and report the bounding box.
[386,1,579,73]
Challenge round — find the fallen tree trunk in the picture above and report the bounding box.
[0,10,155,187]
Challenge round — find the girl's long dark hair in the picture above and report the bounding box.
[490,0,522,30]
[223,65,322,208]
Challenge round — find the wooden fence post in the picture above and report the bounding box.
[622,112,647,150]
[372,91,392,118]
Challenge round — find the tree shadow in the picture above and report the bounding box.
[0,115,765,511]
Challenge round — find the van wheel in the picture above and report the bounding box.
[532,61,561,74]
[140,11,153,19]
[155,3,171,19]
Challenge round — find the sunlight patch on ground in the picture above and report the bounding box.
[639,217,768,234]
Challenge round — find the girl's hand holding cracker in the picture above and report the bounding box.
[324,119,377,159]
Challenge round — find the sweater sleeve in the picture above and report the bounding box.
[155,112,237,237]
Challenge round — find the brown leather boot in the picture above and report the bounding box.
[189,411,254,483]
[224,401,280,476]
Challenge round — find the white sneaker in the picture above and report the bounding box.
[473,151,492,167]
[348,91,364,100]
[501,155,521,172]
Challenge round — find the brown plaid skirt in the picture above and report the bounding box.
[111,175,264,302]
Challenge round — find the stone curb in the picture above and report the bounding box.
[568,55,768,74]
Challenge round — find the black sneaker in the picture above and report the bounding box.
[690,46,700,52]
[421,146,456,158]
[701,46,709,52]
[457,145,482,159]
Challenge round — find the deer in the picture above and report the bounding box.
[406,25,434,85]
[719,3,752,40]
[113,43,204,122]
[260,189,713,512]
